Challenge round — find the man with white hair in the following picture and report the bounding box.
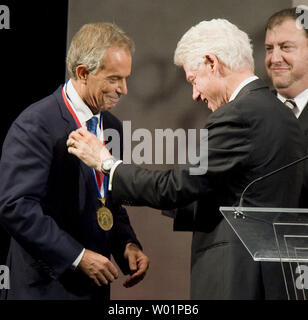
[68,19,306,299]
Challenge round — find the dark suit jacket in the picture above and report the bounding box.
[0,86,140,300]
[273,90,308,208]
[295,100,308,208]
[110,79,306,299]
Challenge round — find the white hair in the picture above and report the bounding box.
[174,19,254,71]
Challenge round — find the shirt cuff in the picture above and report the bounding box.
[71,248,85,270]
[108,160,123,191]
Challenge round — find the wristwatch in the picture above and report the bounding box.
[101,157,116,175]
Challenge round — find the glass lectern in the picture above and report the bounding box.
[220,206,308,300]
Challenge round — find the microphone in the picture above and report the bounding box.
[237,155,308,208]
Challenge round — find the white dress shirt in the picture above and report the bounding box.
[277,89,308,119]
[229,75,259,102]
[65,79,102,137]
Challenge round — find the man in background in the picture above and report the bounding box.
[0,22,149,300]
[265,7,308,207]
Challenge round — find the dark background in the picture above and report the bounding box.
[0,1,68,265]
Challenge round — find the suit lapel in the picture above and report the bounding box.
[53,85,99,199]
[235,79,268,100]
[53,85,79,133]
[298,101,308,135]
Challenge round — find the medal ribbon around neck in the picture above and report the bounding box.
[62,86,113,231]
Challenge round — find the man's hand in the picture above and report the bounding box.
[123,243,150,288]
[67,128,112,171]
[78,249,119,286]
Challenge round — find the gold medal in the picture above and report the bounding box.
[97,198,113,231]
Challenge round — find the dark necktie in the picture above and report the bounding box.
[86,116,104,191]
[87,116,98,136]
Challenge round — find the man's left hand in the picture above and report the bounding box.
[123,242,150,288]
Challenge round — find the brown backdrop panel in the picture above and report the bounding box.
[68,0,291,299]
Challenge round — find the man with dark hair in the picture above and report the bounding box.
[265,7,308,208]
[266,7,308,36]
[0,22,149,300]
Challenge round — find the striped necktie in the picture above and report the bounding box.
[284,99,298,115]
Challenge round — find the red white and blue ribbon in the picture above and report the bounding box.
[62,86,108,198]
